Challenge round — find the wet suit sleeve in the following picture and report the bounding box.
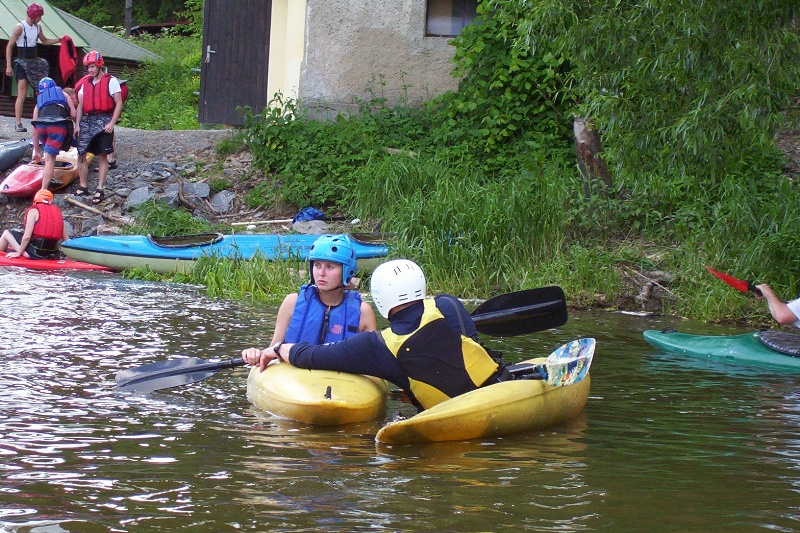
[288,332,411,390]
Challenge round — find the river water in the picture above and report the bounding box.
[1,268,799,532]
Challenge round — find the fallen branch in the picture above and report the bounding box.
[231,219,293,226]
[626,267,675,296]
[64,196,130,225]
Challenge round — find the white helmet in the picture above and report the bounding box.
[370,259,426,318]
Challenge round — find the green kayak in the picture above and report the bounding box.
[642,329,800,370]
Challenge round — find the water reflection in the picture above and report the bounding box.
[0,268,799,531]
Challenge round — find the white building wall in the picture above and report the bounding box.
[267,0,307,103]
[298,0,459,114]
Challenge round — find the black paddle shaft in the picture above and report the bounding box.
[471,286,567,337]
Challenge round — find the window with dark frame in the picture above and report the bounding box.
[426,0,478,37]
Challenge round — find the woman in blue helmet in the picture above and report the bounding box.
[241,234,376,363]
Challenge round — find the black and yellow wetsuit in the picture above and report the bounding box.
[381,299,499,409]
[289,295,505,411]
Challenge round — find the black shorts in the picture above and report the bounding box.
[11,230,60,259]
[14,63,27,81]
[87,131,115,155]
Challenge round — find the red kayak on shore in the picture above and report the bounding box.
[0,251,114,272]
[0,148,85,198]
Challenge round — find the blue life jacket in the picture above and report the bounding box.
[37,85,67,109]
[285,284,362,344]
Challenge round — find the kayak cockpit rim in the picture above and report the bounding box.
[147,233,225,249]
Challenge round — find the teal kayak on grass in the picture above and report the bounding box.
[642,329,800,370]
[60,233,389,274]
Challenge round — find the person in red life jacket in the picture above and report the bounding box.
[242,259,513,412]
[31,77,77,190]
[74,72,122,170]
[4,3,63,133]
[241,234,377,364]
[73,51,123,205]
[0,190,69,259]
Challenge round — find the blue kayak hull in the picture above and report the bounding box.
[61,233,389,274]
[0,139,29,171]
[643,329,800,370]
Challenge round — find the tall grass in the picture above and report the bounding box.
[343,131,800,326]
[185,254,307,301]
[350,153,575,296]
[126,201,227,236]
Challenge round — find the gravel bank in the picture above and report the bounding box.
[0,116,239,234]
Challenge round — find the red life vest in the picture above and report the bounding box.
[78,73,120,114]
[28,203,64,240]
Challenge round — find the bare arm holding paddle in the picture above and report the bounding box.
[755,284,800,326]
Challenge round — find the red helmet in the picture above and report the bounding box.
[26,3,44,18]
[83,51,104,68]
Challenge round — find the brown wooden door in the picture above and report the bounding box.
[199,0,272,126]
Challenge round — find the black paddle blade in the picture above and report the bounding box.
[116,357,246,393]
[471,286,567,337]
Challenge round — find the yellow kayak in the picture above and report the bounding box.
[375,356,591,444]
[246,363,388,426]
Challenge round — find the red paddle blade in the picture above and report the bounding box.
[706,267,753,293]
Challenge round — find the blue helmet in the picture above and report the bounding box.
[308,234,358,286]
[37,77,56,92]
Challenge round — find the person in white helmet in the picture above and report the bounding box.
[242,259,511,411]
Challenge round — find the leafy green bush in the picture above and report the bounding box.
[242,94,409,209]
[121,35,202,130]
[434,1,575,157]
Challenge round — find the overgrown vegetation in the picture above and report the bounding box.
[50,0,191,29]
[236,1,800,323]
[91,1,799,323]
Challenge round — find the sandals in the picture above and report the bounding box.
[92,161,117,172]
[91,189,105,205]
[74,187,105,204]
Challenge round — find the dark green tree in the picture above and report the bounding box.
[49,0,190,28]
